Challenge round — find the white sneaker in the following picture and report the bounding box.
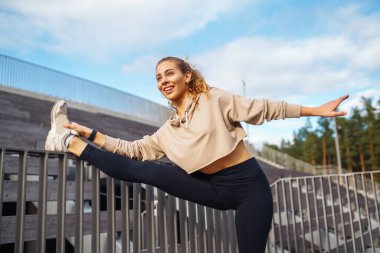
[45,100,78,152]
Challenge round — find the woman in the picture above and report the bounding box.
[45,56,349,252]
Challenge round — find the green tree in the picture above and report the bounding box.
[362,97,380,171]
[266,96,380,173]
[350,107,367,172]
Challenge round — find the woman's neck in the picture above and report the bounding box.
[172,93,191,117]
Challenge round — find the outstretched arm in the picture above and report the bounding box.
[300,94,349,117]
[63,122,165,160]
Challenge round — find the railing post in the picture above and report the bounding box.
[296,178,306,253]
[362,173,375,251]
[214,210,222,253]
[36,153,48,253]
[281,180,291,250]
[178,199,189,253]
[145,184,156,252]
[205,207,215,253]
[107,176,116,253]
[353,174,365,251]
[197,205,206,253]
[304,178,314,252]
[167,195,177,253]
[57,153,67,253]
[121,181,130,252]
[75,159,84,253]
[288,178,298,253]
[320,177,331,251]
[230,210,238,252]
[187,202,198,253]
[337,175,348,252]
[327,176,338,252]
[91,166,100,253]
[158,190,168,253]
[0,148,4,243]
[345,175,357,251]
[15,151,27,253]
[311,177,323,250]
[370,173,380,241]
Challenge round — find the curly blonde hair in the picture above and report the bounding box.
[156,56,210,102]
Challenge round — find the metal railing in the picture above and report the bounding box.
[266,171,380,253]
[0,147,238,253]
[249,144,352,175]
[0,54,170,127]
[256,145,317,174]
[2,146,379,252]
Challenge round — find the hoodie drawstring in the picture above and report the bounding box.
[185,111,188,129]
[169,94,201,129]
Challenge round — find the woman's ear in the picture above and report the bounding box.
[185,70,192,83]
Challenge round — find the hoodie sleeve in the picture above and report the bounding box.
[216,88,301,125]
[99,131,165,161]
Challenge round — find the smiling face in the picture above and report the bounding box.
[156,60,192,105]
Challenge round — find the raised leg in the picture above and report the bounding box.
[67,136,87,156]
[78,144,230,210]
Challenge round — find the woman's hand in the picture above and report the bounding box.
[63,121,92,138]
[301,94,349,117]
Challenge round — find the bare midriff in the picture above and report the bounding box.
[198,140,253,174]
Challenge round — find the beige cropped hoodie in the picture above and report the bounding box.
[100,87,301,174]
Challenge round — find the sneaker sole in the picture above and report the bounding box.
[45,129,55,151]
[50,100,66,126]
[45,100,66,151]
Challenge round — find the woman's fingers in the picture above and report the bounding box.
[333,94,349,116]
[62,122,91,138]
[333,111,347,117]
[337,94,349,104]
[63,121,74,128]
[63,121,81,131]
[317,94,349,117]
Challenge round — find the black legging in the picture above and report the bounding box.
[79,145,273,253]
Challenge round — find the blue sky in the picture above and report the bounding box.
[1,0,379,148]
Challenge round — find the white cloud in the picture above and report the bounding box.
[341,88,380,114]
[332,4,380,39]
[177,4,380,104]
[122,54,160,75]
[0,0,251,60]
[189,34,378,99]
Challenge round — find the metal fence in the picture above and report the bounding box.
[2,146,380,253]
[0,147,238,253]
[256,145,317,174]
[250,144,352,175]
[266,171,380,253]
[0,54,170,127]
